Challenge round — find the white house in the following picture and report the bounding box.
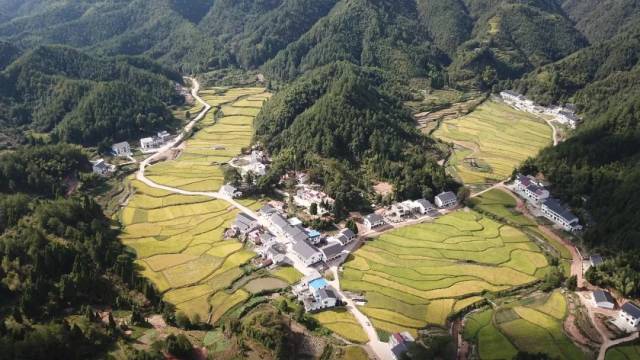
[541,198,582,232]
[339,228,356,245]
[233,212,258,236]
[364,213,385,230]
[293,185,334,214]
[391,201,414,217]
[413,198,436,215]
[91,159,114,176]
[514,174,550,204]
[618,303,640,330]
[220,184,242,198]
[435,191,458,208]
[111,142,131,157]
[593,290,616,310]
[300,277,338,312]
[321,243,343,262]
[292,240,323,266]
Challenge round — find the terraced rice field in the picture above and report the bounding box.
[119,87,270,324]
[146,87,271,192]
[313,309,369,343]
[341,210,550,335]
[433,100,552,186]
[464,291,586,360]
[606,342,640,360]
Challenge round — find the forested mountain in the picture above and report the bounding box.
[0,45,182,147]
[256,62,456,212]
[561,0,640,43]
[0,40,19,70]
[513,23,640,252]
[0,0,590,85]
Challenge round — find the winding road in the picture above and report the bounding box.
[134,78,394,360]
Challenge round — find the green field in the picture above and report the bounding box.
[464,291,586,360]
[341,210,550,333]
[146,87,269,192]
[433,100,552,186]
[606,342,640,360]
[119,87,269,324]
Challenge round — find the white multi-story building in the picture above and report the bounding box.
[514,174,550,205]
[618,303,640,331]
[435,191,458,208]
[541,198,582,232]
[111,142,131,157]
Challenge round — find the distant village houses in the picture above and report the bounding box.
[111,142,132,157]
[140,131,172,153]
[500,90,581,128]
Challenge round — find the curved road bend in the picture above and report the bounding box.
[134,78,394,359]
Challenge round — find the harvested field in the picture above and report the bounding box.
[270,266,304,284]
[243,277,288,293]
[341,210,549,334]
[433,100,552,186]
[119,87,270,324]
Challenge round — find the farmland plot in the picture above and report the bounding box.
[119,87,269,323]
[341,210,550,333]
[433,100,552,186]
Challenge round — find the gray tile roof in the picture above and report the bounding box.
[259,204,277,215]
[543,198,578,223]
[593,290,614,304]
[365,213,383,224]
[415,198,434,210]
[234,212,256,232]
[270,213,290,231]
[340,228,355,239]
[293,240,320,260]
[622,302,640,319]
[590,255,604,266]
[318,287,337,301]
[321,243,343,259]
[436,191,457,203]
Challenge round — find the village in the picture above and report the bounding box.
[500,90,581,129]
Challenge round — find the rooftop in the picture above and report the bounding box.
[593,290,614,304]
[590,255,604,265]
[317,287,337,300]
[622,302,640,319]
[543,198,578,223]
[365,213,383,223]
[309,278,328,291]
[414,198,434,209]
[321,243,343,259]
[436,191,457,202]
[340,228,355,238]
[292,240,320,260]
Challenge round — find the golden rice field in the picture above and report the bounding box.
[341,210,551,335]
[120,87,271,324]
[433,100,552,186]
[313,309,369,343]
[463,291,586,360]
[146,87,271,192]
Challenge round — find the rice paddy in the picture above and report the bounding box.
[606,342,640,360]
[341,210,550,333]
[313,309,369,343]
[119,87,270,324]
[146,87,270,192]
[433,100,552,186]
[464,291,586,360]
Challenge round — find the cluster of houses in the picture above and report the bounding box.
[293,272,339,312]
[140,131,172,153]
[501,90,581,128]
[293,184,335,215]
[514,174,582,232]
[364,191,457,231]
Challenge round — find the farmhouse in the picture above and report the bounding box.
[264,244,287,265]
[270,213,291,236]
[391,201,415,217]
[339,228,356,244]
[618,302,640,330]
[364,213,385,230]
[435,191,458,208]
[593,290,616,310]
[541,198,582,232]
[220,184,242,198]
[306,229,322,245]
[233,213,258,236]
[111,142,131,157]
[515,174,550,204]
[292,240,323,266]
[413,198,436,215]
[299,277,338,312]
[321,243,343,262]
[91,159,114,176]
[590,255,604,267]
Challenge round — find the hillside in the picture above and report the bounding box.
[562,0,640,43]
[255,62,456,209]
[0,45,182,147]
